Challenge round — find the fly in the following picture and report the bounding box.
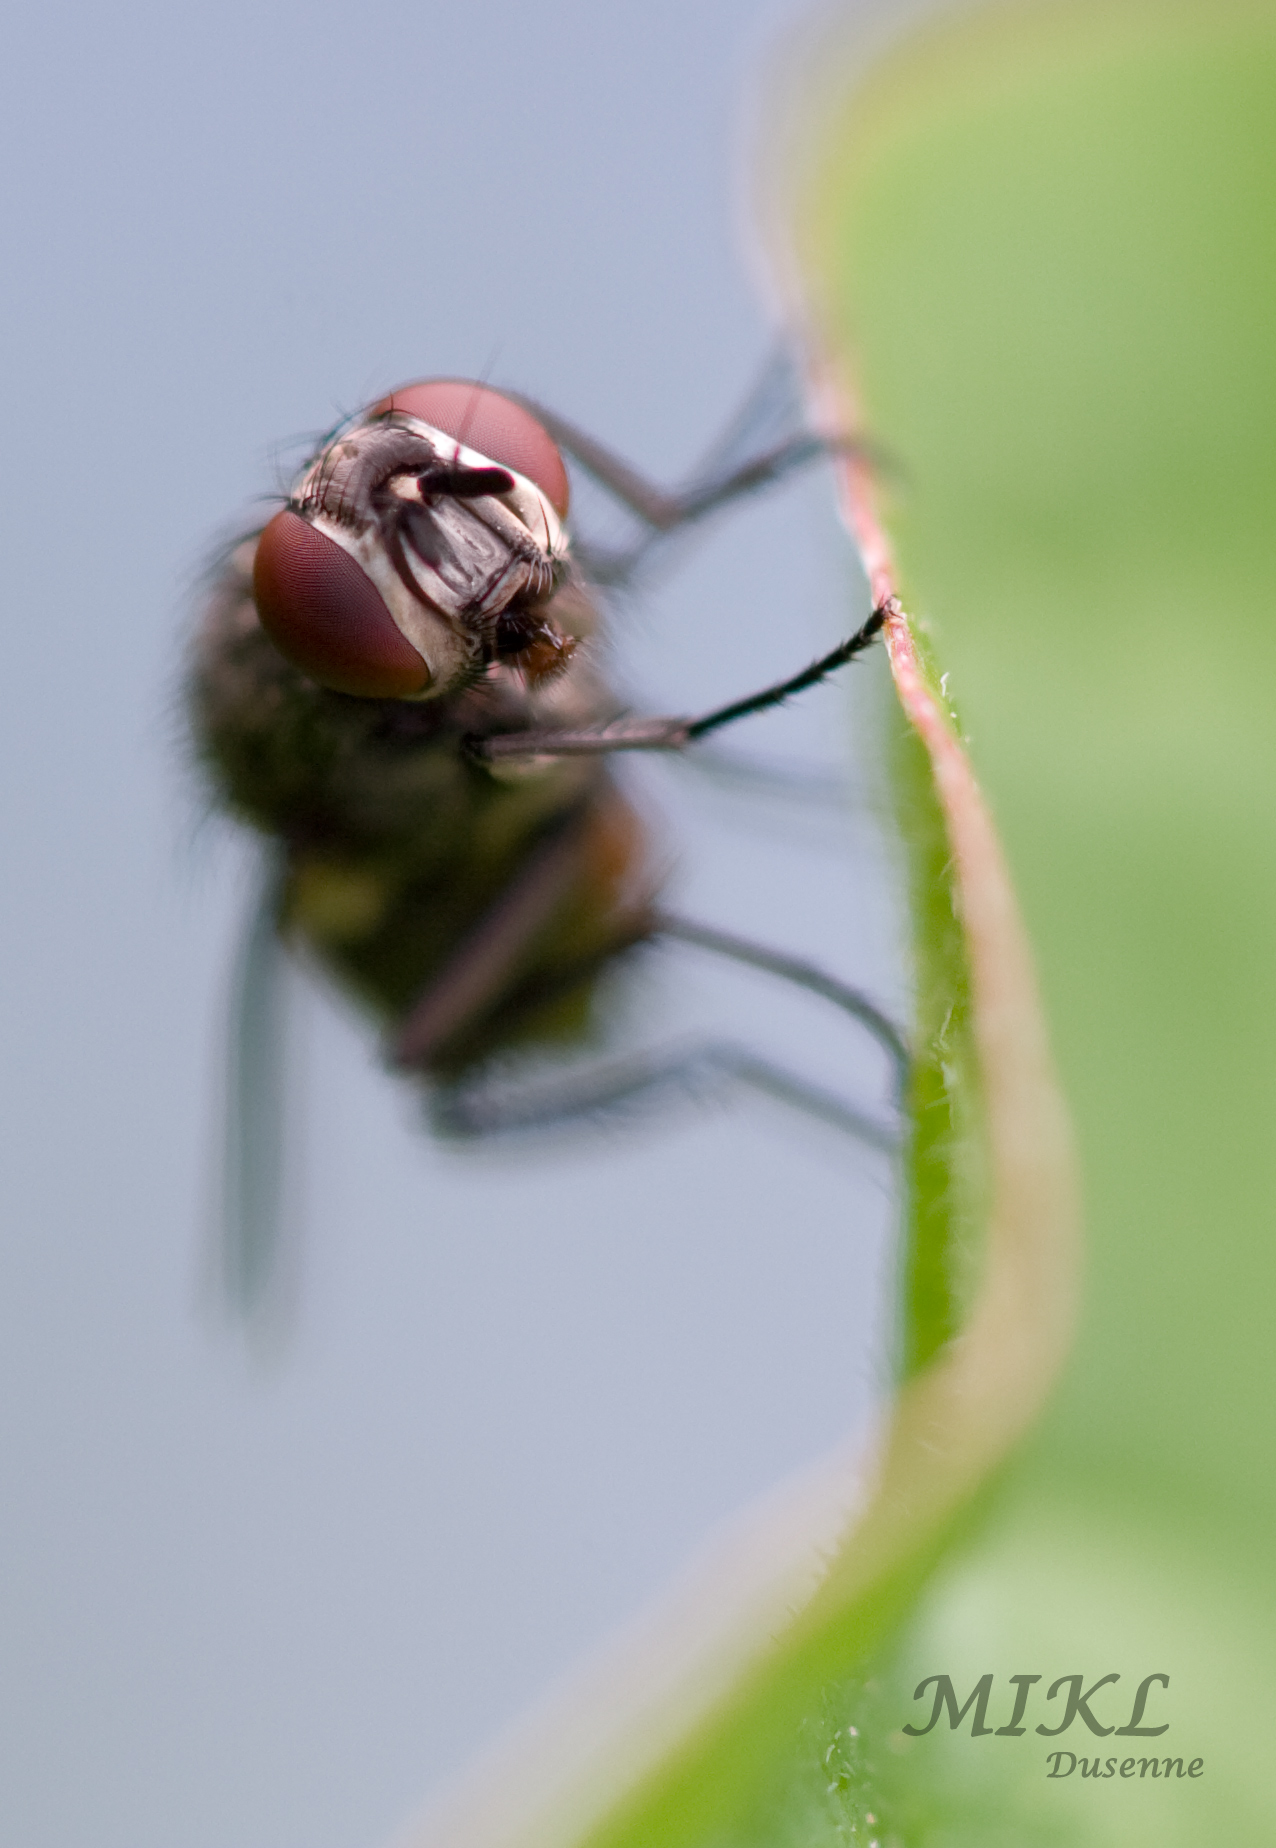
[190,362,907,1312]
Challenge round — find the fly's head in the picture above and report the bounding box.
[252,381,578,700]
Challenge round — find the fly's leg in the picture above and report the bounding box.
[518,348,867,586]
[526,414,826,584]
[654,911,908,1101]
[389,793,661,1077]
[432,913,907,1149]
[469,603,893,765]
[390,803,613,1072]
[432,1040,898,1151]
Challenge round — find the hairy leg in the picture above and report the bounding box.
[469,603,893,764]
[432,909,908,1150]
[432,1038,899,1152]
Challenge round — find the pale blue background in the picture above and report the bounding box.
[0,4,904,1844]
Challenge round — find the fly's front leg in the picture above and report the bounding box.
[468,603,894,765]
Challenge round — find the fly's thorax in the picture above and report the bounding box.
[255,411,582,701]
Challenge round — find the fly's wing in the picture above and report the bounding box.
[219,847,294,1325]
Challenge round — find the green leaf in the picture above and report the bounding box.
[788,2,1276,1839]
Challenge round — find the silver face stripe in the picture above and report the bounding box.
[290,415,568,697]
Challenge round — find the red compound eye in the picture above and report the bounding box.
[370,379,570,517]
[252,510,429,699]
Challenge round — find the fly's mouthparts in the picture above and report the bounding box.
[484,602,578,683]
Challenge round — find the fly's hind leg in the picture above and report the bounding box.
[432,1040,899,1151]
[430,913,908,1152]
[654,911,909,1102]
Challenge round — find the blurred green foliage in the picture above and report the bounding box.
[792,2,1276,1839]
